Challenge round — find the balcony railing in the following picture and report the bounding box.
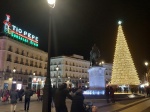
[8,48,12,52]
[39,58,43,61]
[15,51,19,54]
[6,69,11,72]
[25,63,29,66]
[39,66,42,68]
[6,58,12,62]
[14,60,19,63]
[20,62,24,64]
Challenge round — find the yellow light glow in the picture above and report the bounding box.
[145,82,149,86]
[9,78,13,81]
[145,62,149,66]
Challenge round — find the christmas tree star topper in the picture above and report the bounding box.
[118,20,122,25]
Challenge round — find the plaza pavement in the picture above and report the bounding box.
[0,98,114,112]
[1,98,150,112]
[0,94,111,112]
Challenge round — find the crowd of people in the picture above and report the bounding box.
[0,88,25,103]
[0,85,89,112]
[0,87,33,112]
[52,83,86,112]
[1,84,150,112]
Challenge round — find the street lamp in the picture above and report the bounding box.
[68,77,70,80]
[13,68,16,73]
[145,62,149,67]
[12,68,16,80]
[42,0,56,112]
[33,72,35,76]
[145,61,149,82]
[56,65,59,88]
[11,68,16,90]
[99,61,105,66]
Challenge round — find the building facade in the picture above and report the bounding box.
[102,63,112,85]
[0,36,112,90]
[0,36,47,90]
[50,55,113,88]
[50,54,90,88]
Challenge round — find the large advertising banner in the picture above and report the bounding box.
[3,14,38,47]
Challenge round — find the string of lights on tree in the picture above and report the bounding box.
[111,21,140,85]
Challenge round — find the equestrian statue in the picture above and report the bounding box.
[90,44,101,66]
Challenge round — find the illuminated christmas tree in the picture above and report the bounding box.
[111,21,140,85]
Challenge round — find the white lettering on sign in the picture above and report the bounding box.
[4,15,39,42]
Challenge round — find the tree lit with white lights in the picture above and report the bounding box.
[111,21,140,85]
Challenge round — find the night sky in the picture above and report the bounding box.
[0,0,150,79]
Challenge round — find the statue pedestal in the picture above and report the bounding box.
[84,66,106,95]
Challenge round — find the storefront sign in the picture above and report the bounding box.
[3,14,38,47]
[32,78,42,83]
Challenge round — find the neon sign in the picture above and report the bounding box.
[3,14,38,47]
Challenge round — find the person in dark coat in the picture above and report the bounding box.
[18,88,24,102]
[70,89,85,112]
[105,86,110,103]
[54,83,72,112]
[110,86,115,103]
[10,89,18,112]
[23,87,33,111]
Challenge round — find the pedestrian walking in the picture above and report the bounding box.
[36,89,40,101]
[70,89,85,112]
[146,86,150,97]
[51,85,56,107]
[110,86,115,103]
[10,89,18,112]
[54,83,72,112]
[23,87,33,111]
[40,88,43,101]
[18,88,24,102]
[105,86,110,103]
[2,89,9,102]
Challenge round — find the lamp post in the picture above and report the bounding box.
[68,77,70,81]
[12,68,16,90]
[56,65,59,88]
[145,61,149,83]
[99,61,104,66]
[33,72,35,76]
[13,68,16,73]
[42,0,56,112]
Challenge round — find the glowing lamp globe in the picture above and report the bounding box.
[118,21,122,25]
[145,62,148,66]
[47,0,56,8]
